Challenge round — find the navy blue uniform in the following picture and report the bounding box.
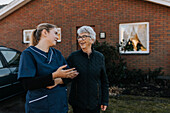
[18,46,68,113]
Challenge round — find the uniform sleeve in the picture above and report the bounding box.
[56,49,70,69]
[21,74,54,90]
[18,51,36,79]
[101,55,109,106]
[62,54,70,69]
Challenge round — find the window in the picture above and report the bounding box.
[1,51,21,67]
[0,60,3,68]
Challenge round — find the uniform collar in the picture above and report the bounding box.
[29,46,53,64]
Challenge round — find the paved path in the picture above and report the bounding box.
[0,93,25,113]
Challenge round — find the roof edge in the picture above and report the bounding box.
[0,0,32,20]
[145,0,170,7]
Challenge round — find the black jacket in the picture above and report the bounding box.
[64,49,109,110]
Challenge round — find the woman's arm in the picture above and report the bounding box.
[46,78,64,89]
[101,56,109,106]
[20,74,54,90]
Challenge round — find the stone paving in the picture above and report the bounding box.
[0,93,25,113]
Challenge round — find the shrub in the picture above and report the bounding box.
[93,41,127,86]
[93,41,165,87]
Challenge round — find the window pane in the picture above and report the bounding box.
[0,60,3,68]
[1,51,21,67]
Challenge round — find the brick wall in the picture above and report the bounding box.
[0,0,169,75]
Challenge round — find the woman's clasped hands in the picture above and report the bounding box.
[47,65,78,89]
[52,65,79,79]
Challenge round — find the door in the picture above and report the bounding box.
[0,50,23,101]
[0,53,13,100]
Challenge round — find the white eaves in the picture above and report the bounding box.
[145,0,170,7]
[0,0,32,20]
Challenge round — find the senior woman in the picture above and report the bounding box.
[63,26,109,113]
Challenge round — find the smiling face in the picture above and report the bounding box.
[78,32,94,50]
[46,28,59,46]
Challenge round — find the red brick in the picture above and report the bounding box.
[0,0,169,75]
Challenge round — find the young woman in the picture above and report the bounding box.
[18,23,78,113]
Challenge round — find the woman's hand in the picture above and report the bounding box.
[46,78,63,89]
[101,105,107,111]
[52,65,79,79]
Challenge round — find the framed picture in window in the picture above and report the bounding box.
[23,29,35,43]
[56,28,61,42]
[119,22,149,54]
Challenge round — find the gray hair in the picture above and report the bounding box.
[77,26,96,43]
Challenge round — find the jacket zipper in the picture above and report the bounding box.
[97,83,99,99]
[87,57,90,108]
[75,82,77,99]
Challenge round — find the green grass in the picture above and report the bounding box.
[68,95,170,113]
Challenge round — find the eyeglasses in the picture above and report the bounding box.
[77,35,91,41]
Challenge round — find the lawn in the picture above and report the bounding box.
[68,95,170,113]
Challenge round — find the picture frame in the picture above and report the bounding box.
[119,22,149,54]
[23,28,62,43]
[23,29,35,43]
[56,28,61,42]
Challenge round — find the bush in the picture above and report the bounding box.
[93,41,165,87]
[94,41,127,86]
[93,41,169,97]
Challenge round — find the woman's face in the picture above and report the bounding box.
[77,32,93,50]
[46,28,59,46]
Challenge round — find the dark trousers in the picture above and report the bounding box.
[72,106,100,113]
